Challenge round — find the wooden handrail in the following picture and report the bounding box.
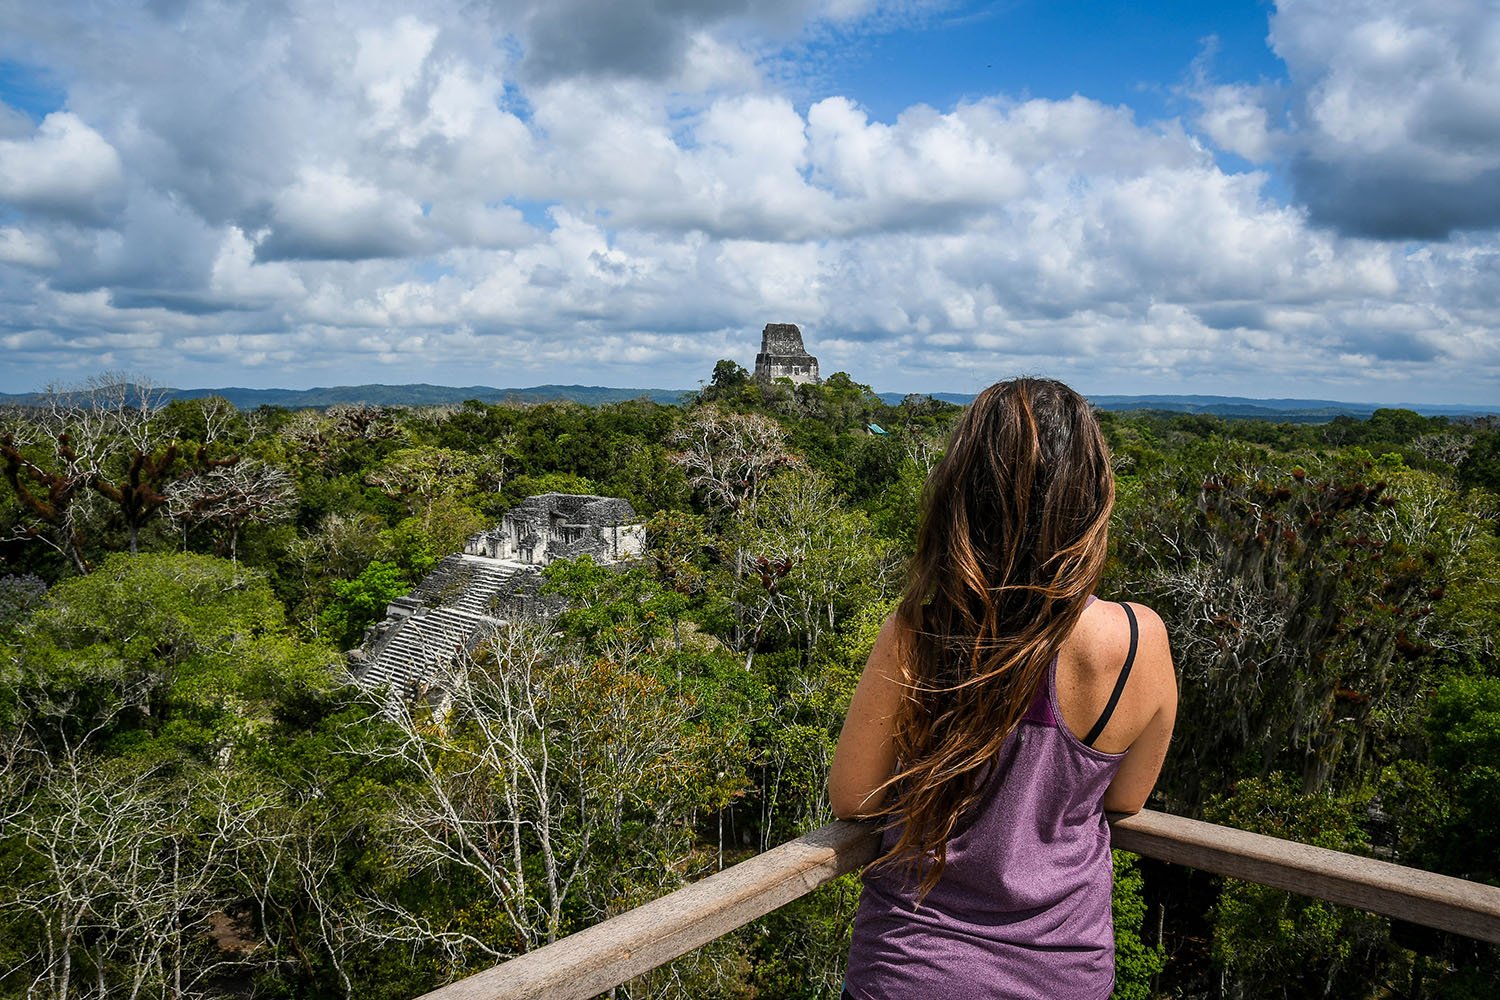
[1107,810,1500,943]
[414,821,879,1000]
[415,810,1500,1000]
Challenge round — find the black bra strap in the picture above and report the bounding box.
[1082,602,1138,747]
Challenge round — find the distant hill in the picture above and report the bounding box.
[879,392,1495,421]
[0,383,693,409]
[876,391,976,407]
[1085,393,1499,420]
[1,384,1491,421]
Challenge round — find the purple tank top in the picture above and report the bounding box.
[844,643,1127,1000]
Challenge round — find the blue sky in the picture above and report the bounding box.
[820,2,1283,120]
[0,0,1497,404]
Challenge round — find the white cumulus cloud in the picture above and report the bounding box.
[1270,0,1500,238]
[0,112,123,222]
[0,0,1494,403]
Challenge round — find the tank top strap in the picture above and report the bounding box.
[1021,654,1059,727]
[1081,602,1138,747]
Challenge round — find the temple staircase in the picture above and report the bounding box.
[351,554,535,699]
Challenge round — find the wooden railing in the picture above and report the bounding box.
[415,810,1500,1000]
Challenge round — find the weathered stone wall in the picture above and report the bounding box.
[753,322,820,385]
[355,493,645,707]
[761,323,806,354]
[462,493,643,566]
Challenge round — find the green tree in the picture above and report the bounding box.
[1458,432,1500,495]
[3,552,340,755]
[318,560,411,649]
[815,372,881,432]
[1111,851,1167,1000]
[367,623,740,975]
[0,552,368,999]
[505,471,599,506]
[605,438,690,515]
[1114,449,1458,808]
[702,359,752,403]
[1204,775,1389,999]
[1425,676,1500,884]
[542,556,686,662]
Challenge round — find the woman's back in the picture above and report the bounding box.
[837,598,1175,999]
[1056,598,1176,814]
[827,377,1175,1000]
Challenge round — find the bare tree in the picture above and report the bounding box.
[1116,453,1464,807]
[668,405,804,664]
[165,459,297,562]
[233,784,365,1000]
[326,403,405,444]
[4,754,261,1000]
[475,430,519,495]
[276,404,405,476]
[285,511,387,613]
[357,623,726,967]
[277,411,336,468]
[0,377,150,561]
[364,447,478,525]
[0,375,242,563]
[1,402,98,573]
[668,406,800,519]
[734,468,888,660]
[192,395,242,449]
[1408,430,1474,467]
[81,375,241,553]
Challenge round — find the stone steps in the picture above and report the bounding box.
[447,558,523,617]
[356,606,495,695]
[347,549,547,705]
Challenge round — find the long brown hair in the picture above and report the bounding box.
[873,377,1114,894]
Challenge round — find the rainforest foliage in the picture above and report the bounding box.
[0,371,1496,999]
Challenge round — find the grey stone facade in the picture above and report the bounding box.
[462,493,643,566]
[753,323,820,385]
[348,493,644,706]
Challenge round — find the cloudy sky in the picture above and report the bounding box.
[1,0,1497,404]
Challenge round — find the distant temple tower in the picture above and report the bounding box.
[753,323,820,385]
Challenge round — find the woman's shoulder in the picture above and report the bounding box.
[1056,598,1176,752]
[1074,598,1169,668]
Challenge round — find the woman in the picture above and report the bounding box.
[829,377,1177,1000]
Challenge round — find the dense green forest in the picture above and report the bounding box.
[1,368,1496,999]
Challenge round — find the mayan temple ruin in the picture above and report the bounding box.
[348,493,643,705]
[753,323,820,385]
